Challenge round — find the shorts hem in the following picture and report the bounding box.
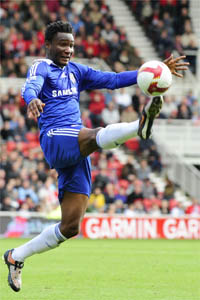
[58,188,90,202]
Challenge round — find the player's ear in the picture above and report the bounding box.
[45,40,51,50]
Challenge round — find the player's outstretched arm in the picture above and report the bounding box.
[163,54,189,78]
[27,98,45,119]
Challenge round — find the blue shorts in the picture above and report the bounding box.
[40,125,92,201]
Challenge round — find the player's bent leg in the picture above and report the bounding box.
[138,96,164,140]
[78,120,139,156]
[78,127,101,157]
[79,97,163,153]
[59,191,88,238]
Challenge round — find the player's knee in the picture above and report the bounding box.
[60,221,80,239]
[79,127,102,157]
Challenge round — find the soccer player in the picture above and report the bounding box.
[3,21,189,292]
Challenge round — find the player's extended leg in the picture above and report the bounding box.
[4,192,88,292]
[59,191,88,238]
[78,96,163,156]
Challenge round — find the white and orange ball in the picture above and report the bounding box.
[137,60,172,96]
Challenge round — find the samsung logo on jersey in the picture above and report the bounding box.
[52,87,77,97]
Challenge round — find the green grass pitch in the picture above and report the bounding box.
[0,238,200,300]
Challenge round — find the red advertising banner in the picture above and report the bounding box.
[81,216,200,239]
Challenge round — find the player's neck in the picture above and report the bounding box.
[46,56,68,69]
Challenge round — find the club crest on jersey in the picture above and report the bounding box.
[61,72,67,78]
[70,73,76,84]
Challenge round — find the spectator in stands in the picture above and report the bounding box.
[18,179,39,205]
[98,36,110,60]
[94,167,110,190]
[88,186,105,212]
[121,156,136,180]
[101,22,115,43]
[89,90,105,127]
[133,200,146,215]
[127,181,144,204]
[160,95,177,119]
[140,0,153,30]
[38,177,58,212]
[114,199,124,214]
[142,178,157,199]
[89,3,103,25]
[175,7,190,35]
[102,101,120,126]
[0,177,7,208]
[149,203,161,216]
[115,186,127,204]
[118,49,131,68]
[181,20,198,73]
[71,15,84,34]
[1,121,14,141]
[124,203,136,217]
[1,196,18,211]
[177,97,192,119]
[137,159,151,181]
[163,177,175,200]
[81,110,93,129]
[185,198,200,216]
[104,183,116,206]
[74,36,85,58]
[121,105,138,123]
[191,100,200,123]
[114,88,132,110]
[107,203,117,215]
[108,33,122,64]
[71,0,84,16]
[170,201,185,217]
[160,200,170,215]
[157,29,174,58]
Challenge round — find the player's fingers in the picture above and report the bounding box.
[163,54,173,63]
[174,55,186,62]
[175,62,190,67]
[172,71,183,78]
[27,110,36,120]
[38,103,45,113]
[34,100,45,113]
[175,66,188,70]
[31,104,41,117]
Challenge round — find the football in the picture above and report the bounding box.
[137,60,172,96]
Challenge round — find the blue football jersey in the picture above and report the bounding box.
[22,58,138,134]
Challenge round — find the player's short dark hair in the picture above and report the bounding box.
[45,21,73,42]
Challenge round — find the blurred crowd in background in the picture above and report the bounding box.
[125,0,198,74]
[0,0,200,216]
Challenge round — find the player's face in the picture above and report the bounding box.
[46,32,74,67]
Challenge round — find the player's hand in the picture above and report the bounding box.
[27,98,45,119]
[163,54,190,78]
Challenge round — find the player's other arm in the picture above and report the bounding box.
[79,64,138,91]
[22,62,47,118]
[79,54,189,91]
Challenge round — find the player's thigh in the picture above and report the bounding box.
[78,127,102,157]
[60,191,88,230]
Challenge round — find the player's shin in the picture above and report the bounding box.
[12,223,67,262]
[96,120,139,149]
